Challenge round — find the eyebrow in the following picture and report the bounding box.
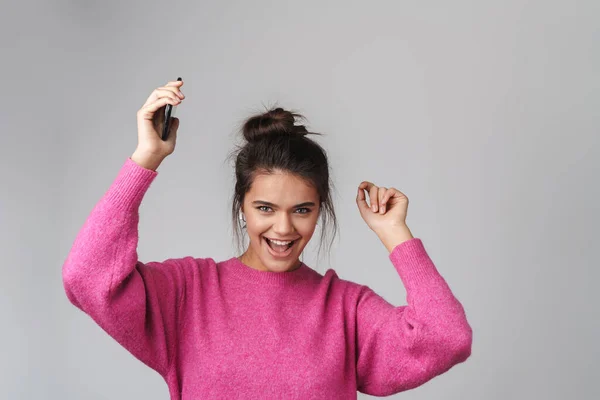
[252,200,316,208]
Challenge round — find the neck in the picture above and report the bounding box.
[239,250,302,272]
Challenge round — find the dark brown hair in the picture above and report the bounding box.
[227,106,338,264]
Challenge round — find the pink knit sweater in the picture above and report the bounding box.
[62,157,472,399]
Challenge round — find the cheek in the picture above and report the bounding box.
[298,218,319,237]
[246,216,269,236]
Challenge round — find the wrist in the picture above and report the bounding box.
[131,150,164,171]
[377,225,414,253]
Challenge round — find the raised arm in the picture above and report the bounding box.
[355,238,472,395]
[62,156,187,376]
[62,79,188,376]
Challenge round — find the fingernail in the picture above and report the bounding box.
[372,205,376,212]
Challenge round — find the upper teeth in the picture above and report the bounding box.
[269,239,293,245]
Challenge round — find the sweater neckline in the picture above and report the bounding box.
[222,256,314,287]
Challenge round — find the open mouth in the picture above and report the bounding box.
[263,237,298,257]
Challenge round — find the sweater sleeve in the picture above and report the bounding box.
[355,238,473,396]
[62,157,185,377]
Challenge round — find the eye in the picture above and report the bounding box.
[257,205,272,213]
[295,208,311,214]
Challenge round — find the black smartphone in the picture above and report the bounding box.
[161,77,183,141]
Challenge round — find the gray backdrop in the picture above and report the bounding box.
[1,0,598,399]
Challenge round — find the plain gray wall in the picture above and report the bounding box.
[1,0,598,398]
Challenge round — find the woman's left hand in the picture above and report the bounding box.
[356,181,409,234]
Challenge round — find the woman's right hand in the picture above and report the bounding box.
[135,80,185,162]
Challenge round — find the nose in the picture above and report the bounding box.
[272,212,295,236]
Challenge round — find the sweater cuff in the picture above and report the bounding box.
[388,238,441,290]
[103,157,158,213]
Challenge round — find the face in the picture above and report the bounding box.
[239,169,320,272]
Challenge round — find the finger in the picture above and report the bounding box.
[143,88,183,108]
[164,80,184,97]
[378,187,388,214]
[144,86,185,106]
[138,96,180,120]
[142,84,185,107]
[356,185,370,214]
[165,80,184,87]
[358,181,375,208]
[379,188,396,213]
[158,85,185,99]
[368,184,379,212]
[155,88,183,102]
[358,181,374,191]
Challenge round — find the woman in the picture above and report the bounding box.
[62,79,472,399]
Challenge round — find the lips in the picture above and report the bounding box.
[263,236,297,258]
[265,237,296,249]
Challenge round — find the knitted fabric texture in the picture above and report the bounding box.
[62,157,473,399]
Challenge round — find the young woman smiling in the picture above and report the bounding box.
[62,79,473,399]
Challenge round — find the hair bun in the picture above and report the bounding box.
[241,107,310,143]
